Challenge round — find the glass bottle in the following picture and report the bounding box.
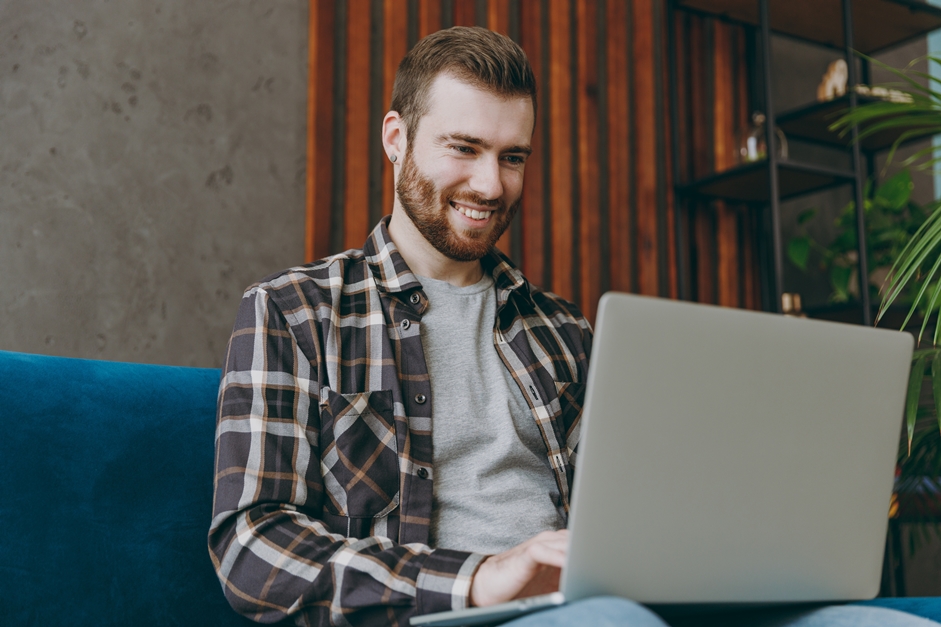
[736,112,789,164]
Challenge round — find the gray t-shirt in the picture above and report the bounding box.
[418,273,565,554]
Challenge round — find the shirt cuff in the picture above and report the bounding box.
[415,548,488,615]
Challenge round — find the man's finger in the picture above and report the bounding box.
[525,539,568,568]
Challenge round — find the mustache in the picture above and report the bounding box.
[446,191,503,211]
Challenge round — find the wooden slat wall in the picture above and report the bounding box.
[673,11,761,309]
[306,0,758,323]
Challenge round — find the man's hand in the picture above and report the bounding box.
[469,529,569,607]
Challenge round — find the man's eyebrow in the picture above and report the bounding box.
[438,133,533,156]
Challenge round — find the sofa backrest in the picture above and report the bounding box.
[0,350,257,626]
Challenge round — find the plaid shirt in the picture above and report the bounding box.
[209,218,592,626]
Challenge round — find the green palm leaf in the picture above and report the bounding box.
[932,351,941,436]
[907,355,927,456]
[830,53,941,462]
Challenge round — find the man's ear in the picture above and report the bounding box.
[382,111,407,162]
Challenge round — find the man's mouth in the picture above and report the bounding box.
[451,201,494,222]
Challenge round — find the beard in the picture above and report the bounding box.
[395,149,519,262]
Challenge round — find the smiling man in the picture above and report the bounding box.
[209,27,590,627]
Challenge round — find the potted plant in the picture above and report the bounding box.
[787,170,931,307]
[829,54,941,518]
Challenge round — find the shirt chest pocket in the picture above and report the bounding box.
[319,389,400,519]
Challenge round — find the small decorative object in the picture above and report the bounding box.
[781,292,807,317]
[853,84,914,104]
[816,59,848,102]
[736,112,789,164]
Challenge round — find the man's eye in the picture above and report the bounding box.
[504,155,526,165]
[454,145,474,154]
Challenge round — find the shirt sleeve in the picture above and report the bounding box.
[208,286,487,626]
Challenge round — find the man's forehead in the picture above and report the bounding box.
[423,72,532,111]
[418,73,535,144]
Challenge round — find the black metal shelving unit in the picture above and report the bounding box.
[667,0,941,325]
[667,0,941,596]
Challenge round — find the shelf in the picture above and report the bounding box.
[680,159,856,203]
[777,95,940,152]
[676,0,941,54]
[805,302,939,333]
[805,302,891,326]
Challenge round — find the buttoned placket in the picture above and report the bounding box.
[395,289,435,544]
[492,293,572,515]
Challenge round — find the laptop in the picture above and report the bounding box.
[411,292,914,626]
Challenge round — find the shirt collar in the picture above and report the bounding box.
[363,216,424,294]
[482,246,534,307]
[363,216,534,306]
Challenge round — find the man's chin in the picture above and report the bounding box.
[441,242,491,262]
[433,230,495,262]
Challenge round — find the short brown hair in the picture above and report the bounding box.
[390,26,537,143]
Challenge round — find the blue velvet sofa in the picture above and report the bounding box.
[1,349,940,626]
[0,350,254,626]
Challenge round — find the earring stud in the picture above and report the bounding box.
[389,154,397,163]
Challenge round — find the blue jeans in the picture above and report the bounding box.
[503,597,939,626]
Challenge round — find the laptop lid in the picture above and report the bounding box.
[561,293,913,604]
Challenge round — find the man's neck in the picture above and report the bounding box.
[387,210,485,287]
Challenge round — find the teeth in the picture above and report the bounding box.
[455,204,492,221]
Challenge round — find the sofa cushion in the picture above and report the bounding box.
[0,350,256,626]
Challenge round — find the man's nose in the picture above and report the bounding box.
[468,156,504,201]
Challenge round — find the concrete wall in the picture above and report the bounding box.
[0,0,308,367]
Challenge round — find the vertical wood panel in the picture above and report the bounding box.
[344,0,373,250]
[743,212,760,310]
[714,21,739,307]
[383,0,409,217]
[633,0,659,296]
[577,0,601,322]
[715,202,739,306]
[518,0,545,287]
[736,27,760,311]
[307,1,336,262]
[453,0,477,26]
[734,27,750,142]
[687,17,714,304]
[689,19,710,181]
[674,14,690,186]
[487,0,511,35]
[661,2,678,299]
[548,0,574,301]
[418,0,442,36]
[673,14,692,299]
[713,23,734,174]
[607,0,632,294]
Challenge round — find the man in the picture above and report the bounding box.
[210,27,931,627]
[210,26,584,626]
